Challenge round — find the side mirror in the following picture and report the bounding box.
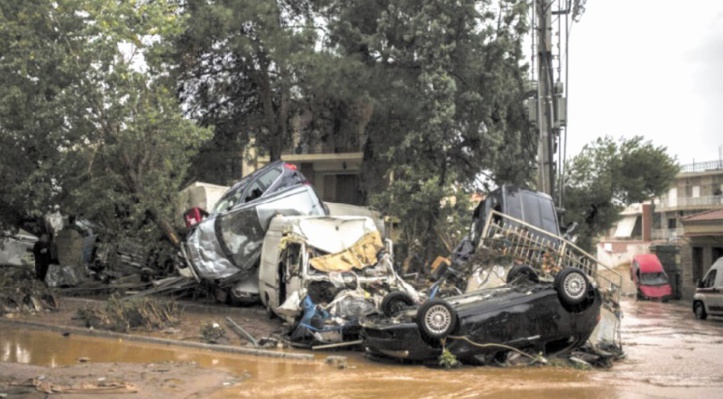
[697,279,704,288]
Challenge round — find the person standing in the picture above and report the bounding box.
[33,233,52,282]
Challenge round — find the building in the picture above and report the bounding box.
[653,159,723,299]
[245,135,366,205]
[600,159,723,300]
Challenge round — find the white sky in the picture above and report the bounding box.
[565,0,723,166]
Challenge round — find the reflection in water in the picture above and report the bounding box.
[3,298,723,398]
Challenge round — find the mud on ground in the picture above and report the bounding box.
[1,293,285,399]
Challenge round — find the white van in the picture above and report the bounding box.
[693,257,723,320]
[258,215,419,324]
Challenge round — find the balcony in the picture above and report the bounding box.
[652,227,684,241]
[281,141,363,156]
[656,195,723,211]
[680,160,723,174]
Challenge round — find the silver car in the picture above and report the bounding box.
[183,161,327,304]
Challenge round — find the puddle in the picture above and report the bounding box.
[3,298,723,398]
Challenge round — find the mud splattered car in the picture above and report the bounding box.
[362,266,601,364]
[258,214,420,347]
[182,161,327,304]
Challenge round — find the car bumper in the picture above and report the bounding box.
[361,321,441,361]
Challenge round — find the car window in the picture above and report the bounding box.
[512,192,559,236]
[243,166,282,202]
[703,270,717,288]
[640,271,668,286]
[256,166,282,192]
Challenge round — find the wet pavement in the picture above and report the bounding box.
[2,298,723,398]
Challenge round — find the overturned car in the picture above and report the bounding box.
[362,266,601,364]
[362,185,623,365]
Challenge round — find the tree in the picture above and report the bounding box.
[0,0,87,232]
[322,0,534,263]
[0,0,210,248]
[169,0,325,184]
[561,135,680,251]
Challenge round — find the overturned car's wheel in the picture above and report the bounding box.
[506,264,539,284]
[554,267,590,307]
[416,299,457,340]
[381,291,415,317]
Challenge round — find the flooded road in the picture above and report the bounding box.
[2,298,723,398]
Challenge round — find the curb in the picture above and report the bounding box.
[0,318,315,361]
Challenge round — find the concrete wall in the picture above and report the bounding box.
[596,240,650,269]
[595,240,650,297]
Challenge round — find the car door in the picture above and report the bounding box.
[698,267,720,315]
[711,267,723,315]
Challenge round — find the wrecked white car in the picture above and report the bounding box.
[258,215,419,347]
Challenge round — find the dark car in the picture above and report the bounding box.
[361,267,601,365]
[183,161,328,303]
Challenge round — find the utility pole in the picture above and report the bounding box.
[535,0,555,198]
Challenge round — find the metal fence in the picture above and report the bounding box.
[479,210,623,303]
[680,160,723,173]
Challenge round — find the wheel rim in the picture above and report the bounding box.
[424,304,452,335]
[563,272,587,300]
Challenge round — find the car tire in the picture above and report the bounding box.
[381,291,415,317]
[506,264,539,284]
[416,299,457,340]
[554,267,590,307]
[694,301,708,320]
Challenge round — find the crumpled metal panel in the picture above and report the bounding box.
[297,216,377,254]
[185,217,239,281]
[185,185,327,281]
[309,231,382,272]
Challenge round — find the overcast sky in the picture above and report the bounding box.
[565,0,723,165]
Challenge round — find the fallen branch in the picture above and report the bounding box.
[225,317,258,347]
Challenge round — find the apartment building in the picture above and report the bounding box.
[597,159,723,299]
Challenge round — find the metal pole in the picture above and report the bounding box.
[536,0,554,196]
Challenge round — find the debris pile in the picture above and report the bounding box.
[0,267,58,315]
[76,294,182,333]
[199,320,226,344]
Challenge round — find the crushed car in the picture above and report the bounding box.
[258,214,420,347]
[362,265,601,364]
[181,161,327,304]
[361,185,623,365]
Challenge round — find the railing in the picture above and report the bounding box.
[680,160,723,173]
[656,195,723,211]
[651,228,684,241]
[479,210,623,304]
[281,143,363,156]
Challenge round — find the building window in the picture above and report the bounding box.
[667,219,677,229]
[692,185,700,198]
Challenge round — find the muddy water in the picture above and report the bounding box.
[3,299,723,398]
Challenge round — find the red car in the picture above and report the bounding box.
[631,254,672,301]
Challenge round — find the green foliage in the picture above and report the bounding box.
[438,346,460,369]
[0,0,211,243]
[327,0,533,262]
[170,0,325,181]
[562,136,679,250]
